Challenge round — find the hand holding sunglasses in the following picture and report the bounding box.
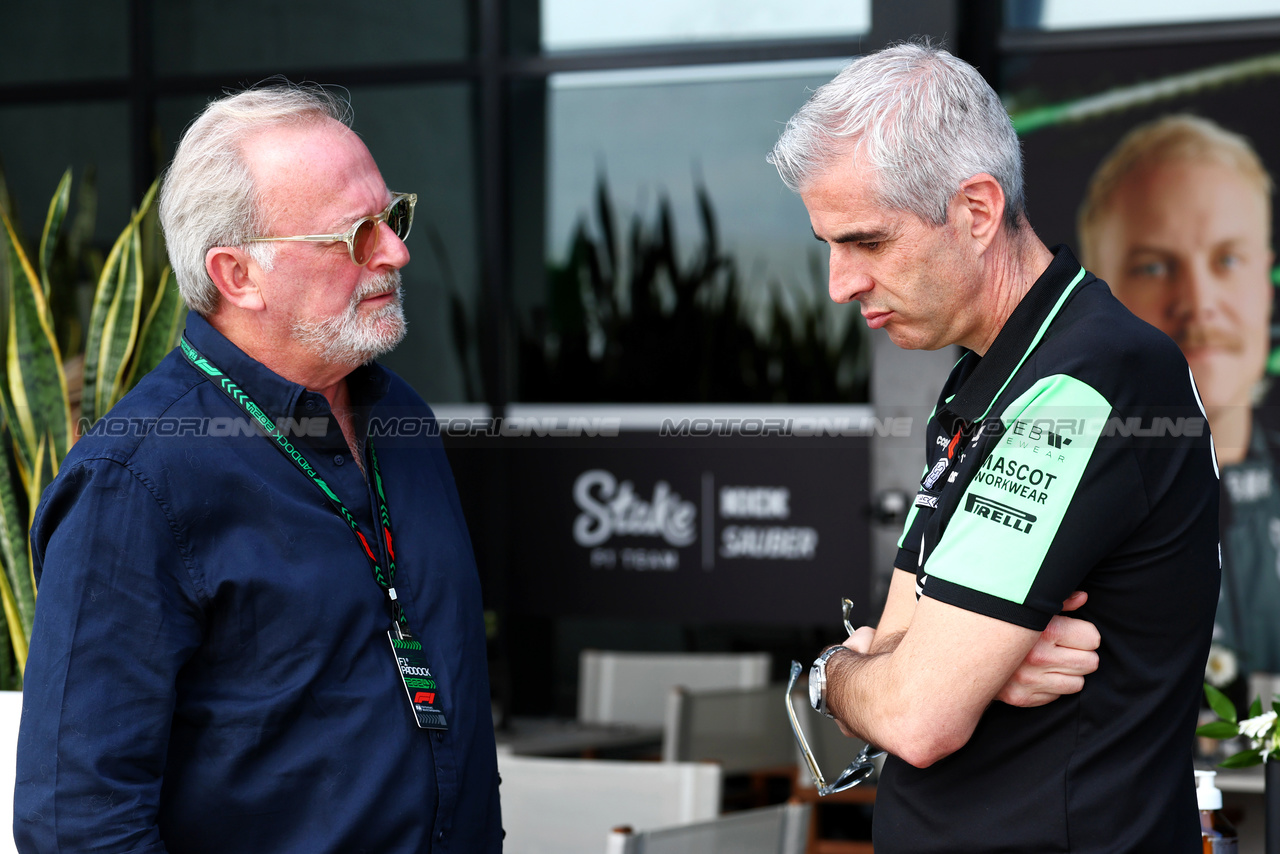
[785,598,887,795]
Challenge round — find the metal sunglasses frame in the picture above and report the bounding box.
[248,192,417,266]
[784,598,886,796]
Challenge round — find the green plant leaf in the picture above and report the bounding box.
[1219,748,1265,769]
[0,431,31,678]
[1,207,71,468]
[1196,721,1240,739]
[1249,696,1264,719]
[38,170,72,306]
[124,267,182,391]
[0,432,41,679]
[82,220,131,426]
[101,223,144,410]
[1205,683,1238,725]
[136,180,164,310]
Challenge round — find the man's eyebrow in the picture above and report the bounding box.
[811,226,887,244]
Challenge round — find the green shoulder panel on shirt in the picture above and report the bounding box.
[926,374,1111,604]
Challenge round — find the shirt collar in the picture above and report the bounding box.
[938,244,1090,429]
[182,310,393,418]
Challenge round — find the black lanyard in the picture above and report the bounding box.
[180,336,409,635]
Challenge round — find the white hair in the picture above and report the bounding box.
[768,42,1025,230]
[158,82,352,316]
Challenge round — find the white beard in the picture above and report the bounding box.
[290,271,407,368]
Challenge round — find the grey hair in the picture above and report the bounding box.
[158,81,352,316]
[767,42,1025,230]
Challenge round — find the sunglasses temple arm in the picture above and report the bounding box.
[786,663,827,790]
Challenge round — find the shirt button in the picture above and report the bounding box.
[304,398,316,411]
[436,830,445,842]
[434,731,444,742]
[334,455,345,466]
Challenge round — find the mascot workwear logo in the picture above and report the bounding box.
[572,469,697,548]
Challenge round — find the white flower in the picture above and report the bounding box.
[1265,730,1280,762]
[1205,644,1238,688]
[1238,710,1277,742]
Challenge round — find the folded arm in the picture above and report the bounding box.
[824,569,1099,766]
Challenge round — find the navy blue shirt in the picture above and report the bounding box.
[16,312,502,853]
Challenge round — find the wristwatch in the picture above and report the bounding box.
[809,646,845,719]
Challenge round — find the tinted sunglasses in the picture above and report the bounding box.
[784,598,886,796]
[785,660,883,795]
[249,192,416,266]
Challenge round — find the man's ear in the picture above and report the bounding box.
[955,173,1006,251]
[206,246,266,312]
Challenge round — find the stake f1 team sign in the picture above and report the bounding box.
[505,432,871,625]
[571,469,820,572]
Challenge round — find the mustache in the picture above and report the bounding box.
[353,271,402,304]
[1175,325,1244,354]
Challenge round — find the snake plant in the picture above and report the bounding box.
[0,169,183,688]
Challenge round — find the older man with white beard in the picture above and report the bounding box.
[15,84,502,853]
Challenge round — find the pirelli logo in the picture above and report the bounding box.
[964,493,1036,535]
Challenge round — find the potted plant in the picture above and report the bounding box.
[0,169,183,818]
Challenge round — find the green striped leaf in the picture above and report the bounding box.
[100,224,144,413]
[124,266,182,392]
[135,180,164,308]
[82,221,131,426]
[0,570,26,682]
[1,208,70,468]
[38,170,71,307]
[0,430,31,679]
[0,430,40,679]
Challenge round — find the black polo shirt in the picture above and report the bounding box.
[875,246,1219,853]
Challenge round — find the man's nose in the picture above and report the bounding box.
[1172,261,1217,321]
[372,220,411,269]
[829,252,873,304]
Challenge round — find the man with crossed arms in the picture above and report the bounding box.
[771,44,1219,851]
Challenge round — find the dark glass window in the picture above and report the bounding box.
[0,101,131,245]
[515,61,867,403]
[0,0,129,84]
[153,0,469,75]
[350,83,480,404]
